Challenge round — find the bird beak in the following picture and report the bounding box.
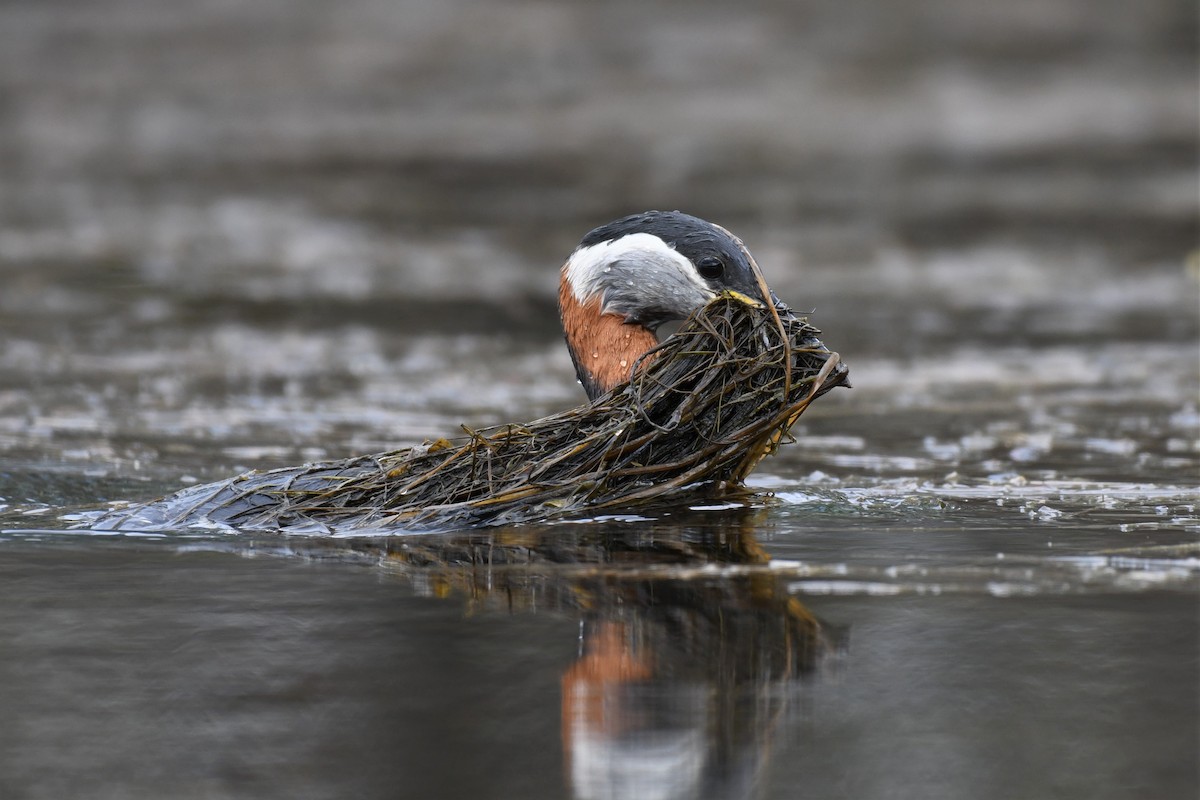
[719,288,766,308]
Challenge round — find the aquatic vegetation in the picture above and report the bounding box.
[85,294,847,533]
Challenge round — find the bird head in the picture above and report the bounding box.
[558,211,782,399]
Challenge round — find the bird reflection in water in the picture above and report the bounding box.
[338,507,842,800]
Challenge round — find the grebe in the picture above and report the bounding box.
[82,211,846,533]
[559,210,781,398]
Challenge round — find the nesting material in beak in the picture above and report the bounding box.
[85,295,849,534]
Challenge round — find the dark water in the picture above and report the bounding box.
[1,1,1198,798]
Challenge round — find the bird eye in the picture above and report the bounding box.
[696,256,725,280]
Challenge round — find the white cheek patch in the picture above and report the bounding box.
[563,232,712,312]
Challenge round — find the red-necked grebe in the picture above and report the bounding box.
[81,211,846,533]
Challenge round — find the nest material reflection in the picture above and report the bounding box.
[92,294,848,532]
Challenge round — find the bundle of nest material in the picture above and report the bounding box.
[87,294,848,533]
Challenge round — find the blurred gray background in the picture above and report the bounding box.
[2,0,1195,317]
[0,0,1196,474]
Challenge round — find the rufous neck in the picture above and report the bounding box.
[559,274,658,400]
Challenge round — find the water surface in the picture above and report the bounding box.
[1,0,1197,798]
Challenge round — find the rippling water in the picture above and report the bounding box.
[2,0,1197,798]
